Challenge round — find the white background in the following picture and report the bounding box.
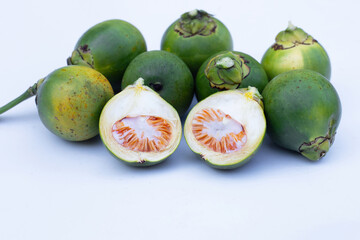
[0,0,359,239]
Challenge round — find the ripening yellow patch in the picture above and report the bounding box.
[244,88,258,101]
[134,78,146,95]
[244,91,253,100]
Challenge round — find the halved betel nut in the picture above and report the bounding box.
[184,87,266,169]
[99,78,182,166]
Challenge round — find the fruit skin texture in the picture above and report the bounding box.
[68,19,147,93]
[262,69,341,161]
[184,88,266,169]
[161,10,233,75]
[261,24,331,80]
[121,50,194,117]
[196,51,268,101]
[36,65,114,141]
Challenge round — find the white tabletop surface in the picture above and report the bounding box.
[0,0,359,239]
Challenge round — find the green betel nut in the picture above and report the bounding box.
[37,66,114,141]
[262,69,341,161]
[261,22,331,80]
[161,9,233,75]
[121,50,194,117]
[68,19,147,93]
[196,51,268,101]
[0,65,114,141]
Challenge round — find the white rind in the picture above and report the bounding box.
[99,81,182,163]
[184,90,266,166]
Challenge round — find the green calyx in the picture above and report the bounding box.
[273,22,315,49]
[299,121,337,161]
[67,45,94,68]
[174,9,217,37]
[299,136,332,161]
[204,52,250,90]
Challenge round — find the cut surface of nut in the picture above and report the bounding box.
[192,108,247,153]
[112,116,172,152]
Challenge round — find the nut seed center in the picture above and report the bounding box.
[192,108,247,153]
[112,116,172,152]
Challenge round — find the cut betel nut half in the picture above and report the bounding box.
[184,87,266,169]
[99,78,182,166]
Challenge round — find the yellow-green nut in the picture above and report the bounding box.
[261,22,331,80]
[36,65,114,141]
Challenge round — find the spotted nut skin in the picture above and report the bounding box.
[36,65,114,141]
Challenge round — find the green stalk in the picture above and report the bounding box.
[0,78,44,115]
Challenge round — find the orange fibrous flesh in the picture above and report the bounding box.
[112,116,172,152]
[192,108,247,154]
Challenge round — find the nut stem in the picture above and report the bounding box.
[0,78,44,115]
[287,21,296,31]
